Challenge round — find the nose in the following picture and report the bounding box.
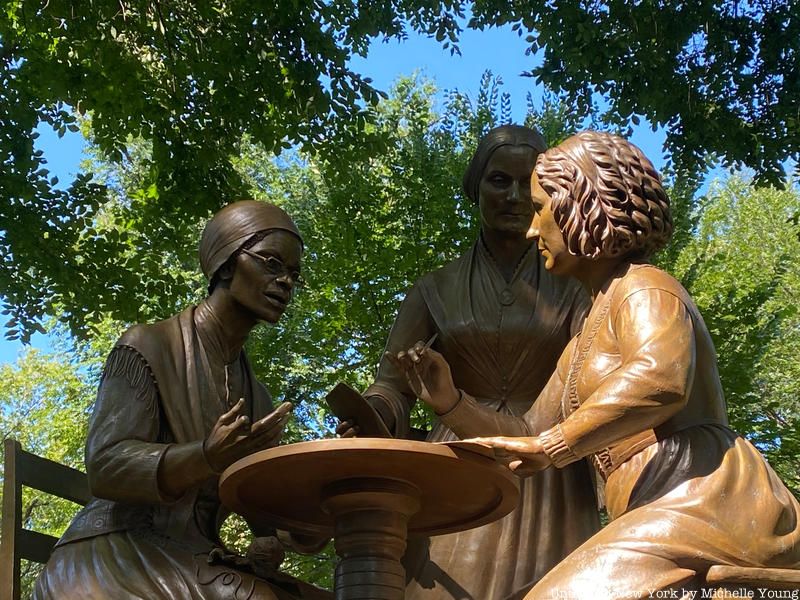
[509,181,523,203]
[275,273,294,291]
[526,213,540,240]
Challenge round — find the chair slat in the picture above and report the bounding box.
[2,438,91,600]
[17,528,60,565]
[16,448,90,506]
[706,565,800,590]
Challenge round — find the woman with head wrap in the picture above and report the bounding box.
[337,125,601,600]
[35,201,330,600]
[396,132,800,597]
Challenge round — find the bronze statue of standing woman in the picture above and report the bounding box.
[339,125,601,599]
[35,201,330,600]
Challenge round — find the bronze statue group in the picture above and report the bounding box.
[33,128,800,600]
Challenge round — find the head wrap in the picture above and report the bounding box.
[462,125,547,204]
[199,200,303,279]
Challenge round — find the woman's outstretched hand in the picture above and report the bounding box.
[387,341,459,415]
[465,436,552,476]
[204,399,292,473]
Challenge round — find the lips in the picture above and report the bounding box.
[263,291,289,309]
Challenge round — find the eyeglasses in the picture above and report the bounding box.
[240,248,304,288]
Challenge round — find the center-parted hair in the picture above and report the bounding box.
[534,131,672,260]
[463,125,547,204]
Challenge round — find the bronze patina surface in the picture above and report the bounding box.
[33,201,328,600]
[338,125,601,600]
[220,438,518,600]
[394,131,800,598]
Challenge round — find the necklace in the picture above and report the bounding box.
[195,301,242,409]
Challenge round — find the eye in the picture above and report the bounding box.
[486,171,511,187]
[263,256,285,274]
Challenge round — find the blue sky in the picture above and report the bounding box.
[0,22,669,364]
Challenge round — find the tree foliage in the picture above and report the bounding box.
[3,74,800,597]
[0,0,466,341]
[239,73,603,437]
[0,345,97,596]
[0,74,601,593]
[659,178,800,494]
[4,1,799,342]
[468,0,799,184]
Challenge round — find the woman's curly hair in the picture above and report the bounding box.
[534,131,672,260]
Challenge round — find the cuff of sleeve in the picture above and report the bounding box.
[539,425,580,469]
[436,389,475,437]
[435,389,465,417]
[197,439,222,475]
[156,440,218,503]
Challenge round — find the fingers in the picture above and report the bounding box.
[384,350,400,367]
[385,339,431,370]
[406,340,426,364]
[218,397,246,426]
[507,459,540,477]
[233,414,251,430]
[339,426,359,438]
[384,350,409,372]
[469,436,531,454]
[250,402,292,436]
[336,420,359,438]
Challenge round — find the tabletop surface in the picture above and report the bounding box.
[219,438,520,536]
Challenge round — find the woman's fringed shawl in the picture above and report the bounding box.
[102,345,159,408]
[117,305,273,443]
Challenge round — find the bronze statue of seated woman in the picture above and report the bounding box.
[392,132,800,598]
[34,201,330,600]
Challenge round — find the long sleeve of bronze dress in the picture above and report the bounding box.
[87,346,211,504]
[540,288,695,467]
[363,284,435,438]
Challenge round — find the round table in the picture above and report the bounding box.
[220,438,519,600]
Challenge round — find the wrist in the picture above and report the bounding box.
[159,440,217,500]
[201,439,224,475]
[434,388,462,416]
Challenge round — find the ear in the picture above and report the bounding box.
[216,259,236,282]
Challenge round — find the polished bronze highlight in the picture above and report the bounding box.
[535,131,672,260]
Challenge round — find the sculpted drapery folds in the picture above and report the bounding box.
[33,201,329,600]
[397,131,800,598]
[340,125,602,600]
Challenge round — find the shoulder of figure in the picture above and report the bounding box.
[613,264,689,308]
[115,307,191,364]
[416,245,474,290]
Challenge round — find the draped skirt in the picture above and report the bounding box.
[34,530,330,600]
[528,425,800,600]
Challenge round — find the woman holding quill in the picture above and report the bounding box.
[394,131,800,598]
[338,125,601,600]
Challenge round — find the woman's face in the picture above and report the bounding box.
[478,144,537,237]
[528,173,578,276]
[228,230,303,324]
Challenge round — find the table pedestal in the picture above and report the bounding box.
[323,479,420,600]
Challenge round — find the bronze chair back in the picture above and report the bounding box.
[0,438,90,600]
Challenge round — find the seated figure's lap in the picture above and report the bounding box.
[33,531,292,600]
